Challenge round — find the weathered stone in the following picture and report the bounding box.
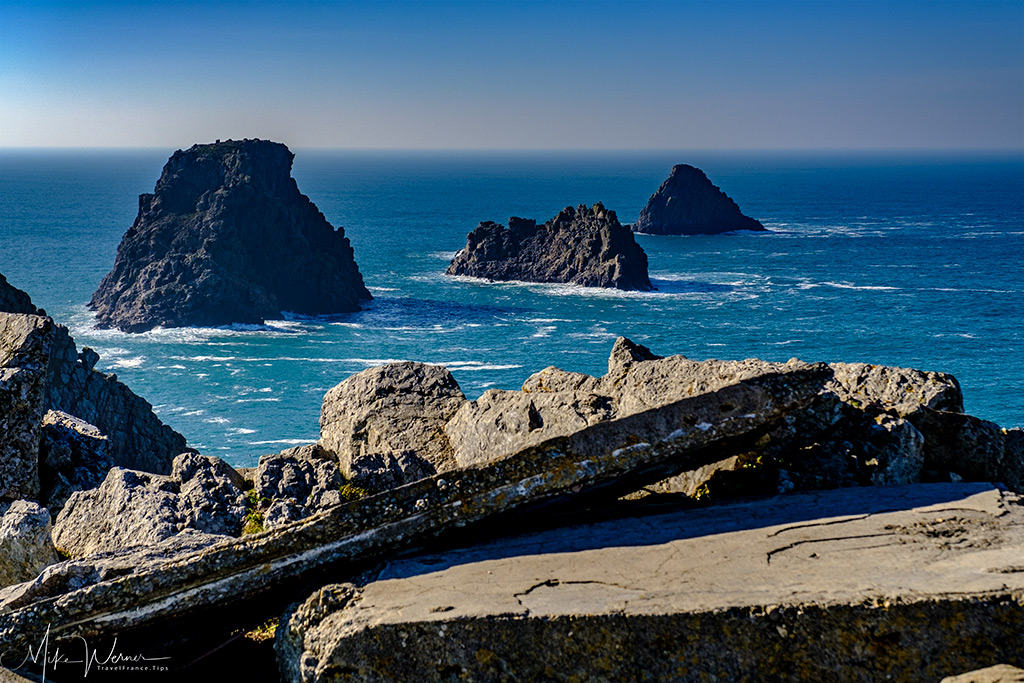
[0,501,59,587]
[319,362,465,490]
[51,452,248,558]
[910,409,1024,490]
[447,203,652,290]
[252,444,345,527]
[52,468,180,558]
[633,164,765,235]
[829,361,963,415]
[0,273,41,316]
[0,314,53,501]
[172,452,247,536]
[0,363,828,655]
[942,664,1024,683]
[90,139,371,333]
[277,484,1024,683]
[37,410,111,514]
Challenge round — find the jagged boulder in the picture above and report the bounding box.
[38,410,111,514]
[0,273,43,316]
[447,203,652,290]
[0,501,60,587]
[52,454,247,558]
[90,139,371,332]
[633,164,765,235]
[319,363,466,491]
[251,444,345,529]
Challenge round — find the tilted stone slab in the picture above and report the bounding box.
[278,483,1024,682]
[0,363,828,656]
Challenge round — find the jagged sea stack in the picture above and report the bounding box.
[633,164,765,235]
[91,139,371,332]
[447,203,652,290]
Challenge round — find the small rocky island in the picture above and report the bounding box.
[90,139,371,332]
[633,164,766,235]
[447,203,653,291]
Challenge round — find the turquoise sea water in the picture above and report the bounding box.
[1,150,1021,467]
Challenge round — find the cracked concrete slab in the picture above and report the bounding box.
[279,483,1024,682]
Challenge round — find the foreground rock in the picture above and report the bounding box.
[51,453,247,558]
[0,363,827,657]
[90,139,371,332]
[447,203,652,290]
[0,501,59,587]
[633,164,765,235]
[0,309,188,504]
[319,362,466,492]
[278,483,1024,682]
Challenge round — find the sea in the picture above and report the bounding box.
[0,150,1021,469]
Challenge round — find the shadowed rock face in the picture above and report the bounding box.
[0,274,42,316]
[90,139,371,332]
[447,203,652,290]
[633,164,765,235]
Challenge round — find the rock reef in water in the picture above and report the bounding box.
[633,164,766,235]
[0,273,43,316]
[90,139,371,332]
[447,203,653,290]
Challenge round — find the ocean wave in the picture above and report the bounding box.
[822,281,900,291]
[248,438,314,446]
[235,397,282,403]
[442,362,523,371]
[230,428,258,435]
[203,417,230,424]
[107,356,145,369]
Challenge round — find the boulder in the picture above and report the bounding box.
[37,410,111,514]
[319,363,466,491]
[277,484,1024,683]
[0,363,828,656]
[632,164,765,235]
[0,314,53,500]
[909,409,1024,490]
[447,203,652,290]
[90,139,371,332]
[252,444,345,529]
[0,501,60,587]
[0,273,42,316]
[52,453,247,558]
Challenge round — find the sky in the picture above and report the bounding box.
[1,0,1022,150]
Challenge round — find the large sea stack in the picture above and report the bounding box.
[90,139,371,332]
[633,164,765,235]
[447,203,652,290]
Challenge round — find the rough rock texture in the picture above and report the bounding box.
[0,501,59,587]
[0,314,52,500]
[1,308,188,491]
[319,363,466,491]
[51,453,247,558]
[0,363,828,655]
[44,322,190,474]
[943,665,1024,683]
[910,408,1024,491]
[446,203,652,290]
[252,444,345,529]
[90,139,371,332]
[633,164,765,235]
[37,410,111,514]
[0,529,227,614]
[0,274,42,316]
[278,484,1024,683]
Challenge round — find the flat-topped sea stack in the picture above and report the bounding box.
[447,203,652,290]
[633,164,766,235]
[90,139,371,332]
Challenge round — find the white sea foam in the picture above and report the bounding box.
[248,439,314,446]
[230,428,258,435]
[822,282,900,291]
[204,417,230,424]
[441,362,523,371]
[235,398,282,403]
[182,410,205,416]
[108,356,145,369]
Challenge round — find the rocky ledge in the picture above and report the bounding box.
[90,139,371,333]
[2,327,1022,681]
[446,203,653,290]
[633,164,766,235]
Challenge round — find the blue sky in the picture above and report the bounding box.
[1,0,1022,149]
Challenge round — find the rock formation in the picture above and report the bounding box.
[446,203,652,290]
[278,484,1024,683]
[0,273,42,316]
[90,139,371,332]
[633,164,766,235]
